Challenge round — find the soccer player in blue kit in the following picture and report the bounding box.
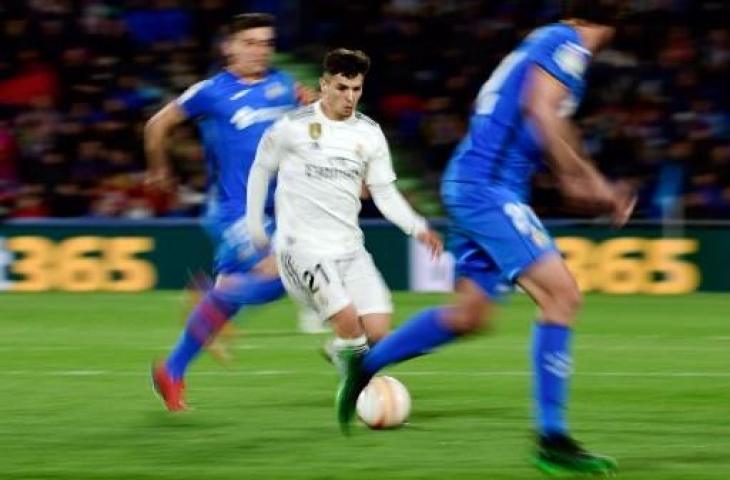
[337,1,635,474]
[145,13,316,412]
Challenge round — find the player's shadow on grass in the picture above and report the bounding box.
[618,450,728,473]
[414,405,520,421]
[243,331,308,338]
[230,400,333,412]
[140,411,231,429]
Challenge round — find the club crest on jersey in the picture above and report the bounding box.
[309,122,322,140]
[265,82,287,100]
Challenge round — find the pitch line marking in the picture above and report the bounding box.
[2,370,729,378]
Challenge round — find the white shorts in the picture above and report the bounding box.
[276,247,393,319]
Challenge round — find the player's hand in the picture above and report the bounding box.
[295,83,318,105]
[246,219,271,251]
[250,232,270,251]
[253,254,279,278]
[145,166,173,192]
[610,183,637,228]
[417,229,443,260]
[559,175,614,215]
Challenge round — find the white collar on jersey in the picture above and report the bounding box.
[315,100,358,125]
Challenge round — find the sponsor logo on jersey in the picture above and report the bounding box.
[327,155,361,168]
[304,164,360,181]
[229,106,290,130]
[265,82,287,100]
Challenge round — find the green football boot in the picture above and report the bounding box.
[534,433,618,476]
[334,347,371,435]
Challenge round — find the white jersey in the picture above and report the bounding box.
[255,101,397,257]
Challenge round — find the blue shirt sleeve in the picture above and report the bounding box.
[531,29,590,92]
[176,79,214,118]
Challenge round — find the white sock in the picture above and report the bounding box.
[332,335,369,354]
[330,336,369,376]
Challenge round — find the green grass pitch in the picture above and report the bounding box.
[1,292,729,479]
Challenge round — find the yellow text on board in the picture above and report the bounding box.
[556,237,699,294]
[4,236,156,292]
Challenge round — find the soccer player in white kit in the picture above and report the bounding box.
[246,48,442,383]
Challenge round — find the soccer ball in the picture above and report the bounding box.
[356,375,411,429]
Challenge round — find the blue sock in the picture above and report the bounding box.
[165,274,286,381]
[166,289,238,381]
[532,322,573,436]
[362,307,456,375]
[213,274,285,306]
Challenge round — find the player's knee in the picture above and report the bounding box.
[361,313,391,343]
[330,304,363,338]
[365,322,389,343]
[560,285,583,318]
[446,279,493,334]
[543,284,582,325]
[253,254,279,278]
[446,298,490,334]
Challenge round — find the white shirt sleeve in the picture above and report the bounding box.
[364,127,397,187]
[253,116,289,171]
[364,126,425,237]
[369,182,428,237]
[246,117,289,247]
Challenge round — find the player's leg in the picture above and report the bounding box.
[276,248,368,432]
[322,249,393,370]
[334,234,501,430]
[360,313,389,343]
[179,271,235,364]
[153,220,285,411]
[329,302,371,433]
[320,249,392,431]
[298,305,329,334]
[322,312,389,373]
[514,235,617,473]
[277,248,367,351]
[153,260,285,411]
[359,232,501,376]
[357,193,540,380]
[518,253,580,437]
[346,248,394,344]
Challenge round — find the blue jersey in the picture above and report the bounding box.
[177,69,298,225]
[443,23,591,201]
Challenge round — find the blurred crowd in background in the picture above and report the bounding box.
[1,0,728,220]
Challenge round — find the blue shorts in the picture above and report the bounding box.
[441,182,558,299]
[202,214,276,276]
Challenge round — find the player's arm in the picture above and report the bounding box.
[246,119,287,249]
[366,130,442,257]
[369,182,442,258]
[523,67,634,226]
[144,101,188,190]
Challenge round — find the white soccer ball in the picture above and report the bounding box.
[356,375,411,429]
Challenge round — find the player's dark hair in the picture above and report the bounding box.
[323,49,371,79]
[561,0,625,26]
[228,13,275,35]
